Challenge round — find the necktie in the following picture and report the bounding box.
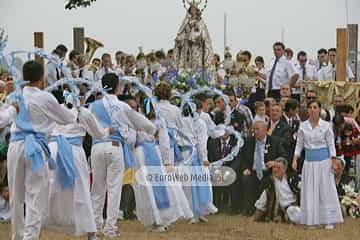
[56,68,60,80]
[79,69,83,78]
[332,64,336,81]
[255,142,264,180]
[221,140,228,158]
[268,58,279,90]
[302,65,306,80]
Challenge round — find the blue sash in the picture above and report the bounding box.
[10,93,56,172]
[50,136,82,189]
[91,99,133,169]
[305,148,330,162]
[190,144,212,217]
[137,141,170,209]
[167,128,184,163]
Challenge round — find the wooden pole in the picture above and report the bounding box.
[336,28,347,81]
[73,27,84,54]
[347,24,358,81]
[34,32,44,67]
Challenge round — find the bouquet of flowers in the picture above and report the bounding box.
[163,68,213,93]
[341,184,360,218]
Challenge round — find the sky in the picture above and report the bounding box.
[0,0,360,63]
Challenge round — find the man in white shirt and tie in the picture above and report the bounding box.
[318,48,355,81]
[315,48,329,71]
[293,51,317,101]
[262,42,299,101]
[45,44,68,87]
[94,53,117,89]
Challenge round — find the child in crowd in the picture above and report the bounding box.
[0,184,10,222]
[254,101,269,123]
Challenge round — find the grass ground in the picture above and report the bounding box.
[0,214,359,240]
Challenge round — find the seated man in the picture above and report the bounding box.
[239,121,288,216]
[253,157,301,224]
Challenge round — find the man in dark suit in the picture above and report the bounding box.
[239,120,288,216]
[282,99,301,170]
[268,103,292,150]
[207,110,245,213]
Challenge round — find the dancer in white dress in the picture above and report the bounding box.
[47,101,110,240]
[178,102,217,224]
[133,99,193,232]
[292,100,343,229]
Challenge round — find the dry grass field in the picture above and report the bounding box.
[1,214,359,240]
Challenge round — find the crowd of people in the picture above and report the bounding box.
[0,40,360,240]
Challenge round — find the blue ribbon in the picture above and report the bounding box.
[305,148,330,162]
[137,141,170,209]
[51,136,81,190]
[10,132,56,172]
[10,93,56,172]
[91,99,134,169]
[167,128,184,163]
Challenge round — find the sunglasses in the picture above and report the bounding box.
[307,96,317,100]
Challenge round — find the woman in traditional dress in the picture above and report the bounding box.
[292,100,343,229]
[178,101,217,223]
[46,95,110,240]
[174,2,213,72]
[133,99,193,232]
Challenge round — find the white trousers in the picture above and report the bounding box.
[7,141,49,240]
[91,142,124,235]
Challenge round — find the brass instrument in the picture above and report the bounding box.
[84,37,104,65]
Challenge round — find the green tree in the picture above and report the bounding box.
[65,0,97,10]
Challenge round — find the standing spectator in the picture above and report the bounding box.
[318,48,355,81]
[263,42,299,101]
[292,100,343,229]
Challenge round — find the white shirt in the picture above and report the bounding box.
[79,66,95,82]
[45,54,71,87]
[267,56,298,90]
[294,119,336,158]
[200,111,218,137]
[51,106,108,139]
[10,86,76,135]
[94,67,119,89]
[255,177,297,211]
[156,100,182,129]
[318,64,354,81]
[295,62,317,81]
[90,95,156,141]
[0,104,16,128]
[252,137,267,171]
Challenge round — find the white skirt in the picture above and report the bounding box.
[300,159,343,226]
[46,143,96,235]
[179,150,218,217]
[133,145,193,228]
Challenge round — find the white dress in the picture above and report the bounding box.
[178,116,217,217]
[46,106,108,235]
[156,100,183,165]
[133,119,193,228]
[294,119,343,226]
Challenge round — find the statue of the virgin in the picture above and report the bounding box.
[174,0,214,72]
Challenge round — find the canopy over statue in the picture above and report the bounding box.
[174,0,214,72]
